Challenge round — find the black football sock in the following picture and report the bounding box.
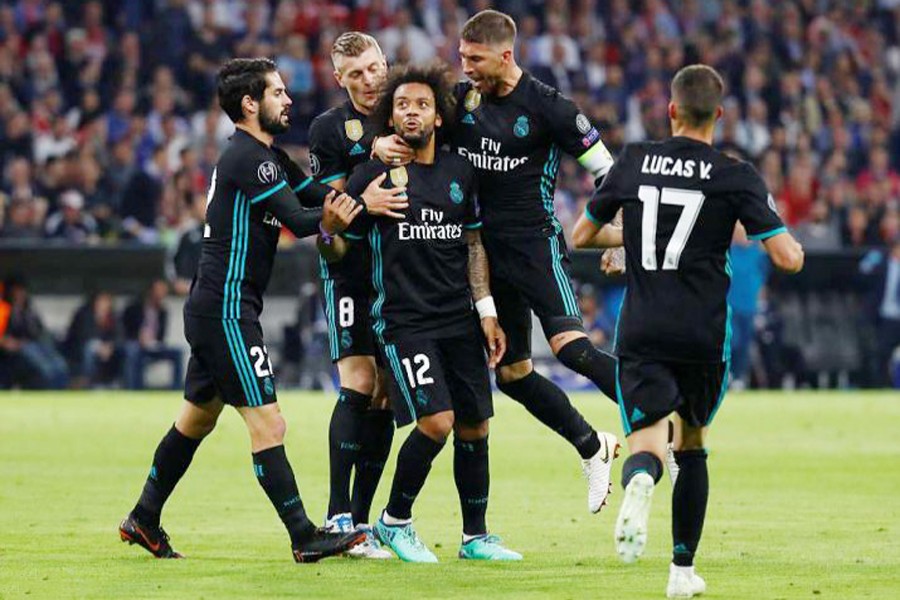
[621,451,663,489]
[497,371,601,459]
[351,409,394,525]
[385,427,445,520]
[327,387,370,519]
[132,425,202,528]
[672,449,709,567]
[454,436,490,537]
[252,445,315,546]
[556,337,618,403]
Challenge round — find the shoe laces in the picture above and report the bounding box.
[399,523,426,550]
[157,526,171,544]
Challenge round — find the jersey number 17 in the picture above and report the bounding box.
[638,185,705,271]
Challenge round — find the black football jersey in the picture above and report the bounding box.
[586,137,786,363]
[448,72,613,237]
[308,101,376,286]
[343,152,480,342]
[186,129,329,321]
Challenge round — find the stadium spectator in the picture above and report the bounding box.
[44,189,98,243]
[728,224,770,390]
[170,192,206,296]
[64,291,122,388]
[121,279,182,390]
[578,284,614,350]
[0,275,69,389]
[859,240,900,387]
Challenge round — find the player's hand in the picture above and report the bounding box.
[481,317,506,369]
[322,190,363,234]
[373,134,415,166]
[601,247,626,276]
[361,173,408,219]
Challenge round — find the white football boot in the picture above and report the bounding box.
[581,432,620,513]
[666,563,707,598]
[614,471,655,563]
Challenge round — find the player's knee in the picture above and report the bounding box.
[454,419,489,441]
[418,411,454,441]
[496,360,533,385]
[245,409,287,448]
[338,360,376,396]
[549,330,587,355]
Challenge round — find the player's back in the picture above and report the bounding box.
[588,137,785,363]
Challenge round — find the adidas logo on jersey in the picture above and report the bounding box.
[349,143,366,156]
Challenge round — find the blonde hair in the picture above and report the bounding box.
[331,32,383,70]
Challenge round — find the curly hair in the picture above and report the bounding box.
[367,62,457,137]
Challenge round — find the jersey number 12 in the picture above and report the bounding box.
[638,185,705,271]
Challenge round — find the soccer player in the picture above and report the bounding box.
[373,9,621,514]
[118,58,400,563]
[307,32,400,559]
[573,65,804,597]
[320,63,522,563]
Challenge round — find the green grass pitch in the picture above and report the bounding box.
[1,391,898,599]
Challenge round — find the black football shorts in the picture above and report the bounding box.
[183,314,278,408]
[615,356,729,435]
[482,229,585,366]
[379,323,493,428]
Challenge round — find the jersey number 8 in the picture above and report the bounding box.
[638,185,705,271]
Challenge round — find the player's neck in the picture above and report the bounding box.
[235,122,273,147]
[413,137,436,165]
[495,64,523,98]
[348,95,370,116]
[671,125,714,146]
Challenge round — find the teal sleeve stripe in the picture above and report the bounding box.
[342,232,364,240]
[747,226,787,241]
[320,173,347,184]
[584,207,604,227]
[293,177,313,192]
[250,180,287,204]
[464,222,483,230]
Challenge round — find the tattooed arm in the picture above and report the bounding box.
[467,229,506,367]
[466,229,491,301]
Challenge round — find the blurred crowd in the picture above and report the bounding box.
[2,0,900,251]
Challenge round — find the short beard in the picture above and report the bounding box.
[395,124,434,150]
[260,108,289,135]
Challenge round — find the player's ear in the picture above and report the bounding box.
[667,101,678,122]
[242,94,257,118]
[715,105,724,121]
[332,70,344,89]
[435,112,443,128]
[501,48,513,65]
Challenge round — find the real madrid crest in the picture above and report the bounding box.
[464,89,481,113]
[389,166,409,187]
[513,115,530,138]
[344,119,364,142]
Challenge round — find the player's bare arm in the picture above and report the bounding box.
[371,134,415,166]
[359,172,408,218]
[762,232,805,274]
[467,229,506,367]
[573,214,623,249]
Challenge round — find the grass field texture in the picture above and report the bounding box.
[1,391,898,599]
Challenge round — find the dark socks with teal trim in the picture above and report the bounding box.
[327,387,370,518]
[385,428,445,520]
[132,425,202,528]
[497,371,601,459]
[253,445,315,546]
[453,436,490,536]
[621,451,663,489]
[351,409,394,525]
[672,449,709,567]
[555,337,618,403]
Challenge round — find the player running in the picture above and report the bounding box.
[307,32,401,559]
[118,58,400,563]
[373,9,621,515]
[573,64,804,597]
[320,63,522,563]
